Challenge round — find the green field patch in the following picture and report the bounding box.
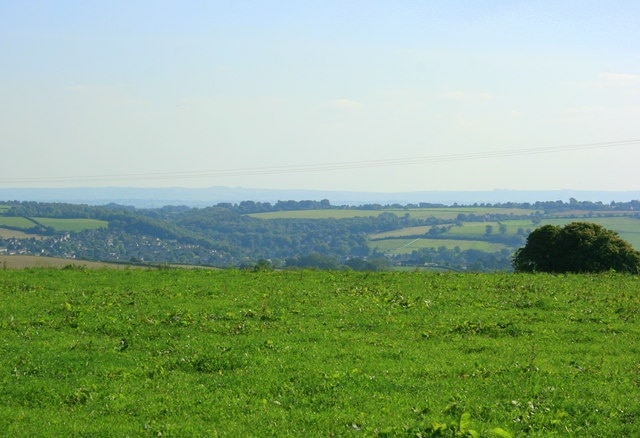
[541,216,640,231]
[251,207,538,220]
[376,218,640,251]
[369,225,435,239]
[250,209,384,219]
[32,218,108,232]
[0,216,36,229]
[0,255,137,269]
[370,237,509,253]
[0,217,108,233]
[371,221,532,241]
[0,269,637,436]
[446,221,503,237]
[547,209,634,217]
[0,229,41,239]
[445,220,530,237]
[400,207,537,219]
[540,216,640,250]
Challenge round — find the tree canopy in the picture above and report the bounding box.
[513,222,640,274]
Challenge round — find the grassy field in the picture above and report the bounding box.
[249,207,640,255]
[1,269,637,436]
[250,210,387,219]
[369,226,436,240]
[370,238,509,254]
[0,217,36,229]
[0,229,40,239]
[31,217,108,232]
[369,217,640,254]
[250,207,538,220]
[0,217,108,233]
[540,217,640,249]
[0,255,135,269]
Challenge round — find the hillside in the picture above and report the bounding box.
[1,199,639,271]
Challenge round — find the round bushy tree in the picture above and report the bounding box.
[513,222,640,273]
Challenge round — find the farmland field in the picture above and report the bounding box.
[370,238,509,253]
[540,217,640,249]
[0,255,134,269]
[368,216,640,254]
[249,207,640,257]
[0,217,108,233]
[369,226,436,240]
[1,269,637,436]
[250,207,538,220]
[0,229,40,239]
[0,217,36,229]
[31,217,108,232]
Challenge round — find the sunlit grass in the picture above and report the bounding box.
[31,218,108,232]
[2,269,636,436]
[370,238,509,253]
[250,207,538,220]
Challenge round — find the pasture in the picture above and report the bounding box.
[31,217,108,232]
[0,229,40,240]
[249,207,537,220]
[0,217,108,233]
[370,238,508,254]
[369,217,640,255]
[0,217,36,229]
[540,217,640,249]
[250,206,640,255]
[0,269,637,436]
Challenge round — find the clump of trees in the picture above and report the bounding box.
[513,222,640,273]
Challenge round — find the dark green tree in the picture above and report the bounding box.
[513,222,640,273]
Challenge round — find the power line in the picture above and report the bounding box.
[3,138,639,184]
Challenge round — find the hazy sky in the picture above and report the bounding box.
[2,1,640,192]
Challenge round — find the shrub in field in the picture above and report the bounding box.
[513,221,640,273]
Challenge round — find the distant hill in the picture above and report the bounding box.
[2,198,639,271]
[1,187,639,208]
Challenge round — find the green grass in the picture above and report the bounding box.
[31,217,108,232]
[369,217,640,253]
[447,222,506,237]
[250,208,640,255]
[398,207,536,220]
[250,210,386,219]
[0,217,35,228]
[0,229,40,239]
[540,217,640,249]
[0,217,108,233]
[250,207,538,220]
[370,238,509,253]
[369,226,436,239]
[1,269,638,436]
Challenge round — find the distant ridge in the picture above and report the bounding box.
[0,187,638,208]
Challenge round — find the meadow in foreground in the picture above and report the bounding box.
[0,268,638,436]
